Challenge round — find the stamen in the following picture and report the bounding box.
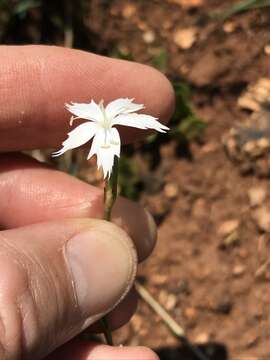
[69,116,81,126]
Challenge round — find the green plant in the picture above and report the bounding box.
[151,48,167,73]
[170,81,206,141]
[13,0,40,17]
[118,154,140,200]
[213,0,270,20]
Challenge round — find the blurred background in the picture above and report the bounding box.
[1,0,270,359]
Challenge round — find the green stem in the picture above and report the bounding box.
[104,157,119,221]
[100,157,119,345]
[100,317,113,346]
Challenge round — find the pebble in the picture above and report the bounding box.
[164,183,179,200]
[151,274,168,285]
[142,30,155,44]
[184,307,198,321]
[122,4,137,18]
[131,314,143,333]
[194,332,210,344]
[165,294,177,311]
[264,44,270,55]
[217,220,239,237]
[223,21,236,33]
[158,289,177,311]
[173,28,197,49]
[232,264,246,277]
[248,186,267,207]
[253,206,270,232]
[168,0,203,8]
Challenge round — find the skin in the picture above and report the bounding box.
[0,45,174,359]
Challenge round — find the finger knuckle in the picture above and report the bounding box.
[0,236,39,358]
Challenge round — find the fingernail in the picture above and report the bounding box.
[65,225,137,317]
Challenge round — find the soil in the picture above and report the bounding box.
[85,1,270,359]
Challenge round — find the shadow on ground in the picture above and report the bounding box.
[156,342,228,360]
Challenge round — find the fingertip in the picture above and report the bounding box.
[138,63,175,123]
[47,340,160,360]
[87,345,160,360]
[112,198,157,262]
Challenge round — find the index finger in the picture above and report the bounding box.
[0,45,174,151]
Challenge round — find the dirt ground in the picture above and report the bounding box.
[85,1,270,359]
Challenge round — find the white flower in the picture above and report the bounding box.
[53,98,169,178]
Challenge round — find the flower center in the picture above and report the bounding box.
[99,100,111,129]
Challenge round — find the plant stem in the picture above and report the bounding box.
[101,157,119,345]
[100,317,113,346]
[104,157,119,221]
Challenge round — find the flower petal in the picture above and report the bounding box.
[66,100,103,122]
[52,122,97,157]
[112,113,169,133]
[87,128,121,178]
[105,98,144,118]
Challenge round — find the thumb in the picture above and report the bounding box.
[0,219,137,359]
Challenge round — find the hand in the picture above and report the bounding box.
[0,45,174,359]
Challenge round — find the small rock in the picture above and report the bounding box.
[165,294,177,311]
[195,332,210,344]
[219,230,240,249]
[223,21,236,33]
[264,44,270,55]
[248,186,267,207]
[158,289,168,304]
[142,30,155,44]
[168,0,203,8]
[131,314,143,333]
[152,274,167,285]
[217,220,240,237]
[201,142,219,154]
[173,28,197,49]
[257,137,270,150]
[243,141,257,155]
[184,307,198,321]
[164,183,179,200]
[232,264,246,277]
[122,3,137,18]
[253,206,270,232]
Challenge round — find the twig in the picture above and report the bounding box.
[135,281,209,360]
[135,281,184,337]
[255,258,270,278]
